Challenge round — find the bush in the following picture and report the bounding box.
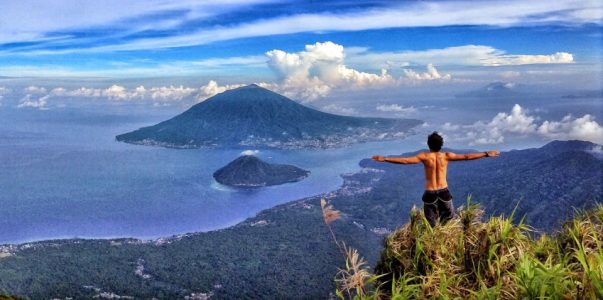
[327,198,603,299]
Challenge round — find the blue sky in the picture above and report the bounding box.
[0,0,602,147]
[1,0,601,78]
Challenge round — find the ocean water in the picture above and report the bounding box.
[0,107,425,244]
[1,94,599,244]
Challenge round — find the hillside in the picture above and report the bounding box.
[115,84,422,149]
[335,204,603,299]
[213,155,309,187]
[0,140,600,298]
[359,140,602,230]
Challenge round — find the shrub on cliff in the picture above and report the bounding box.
[323,198,603,299]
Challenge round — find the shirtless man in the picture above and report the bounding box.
[372,132,499,227]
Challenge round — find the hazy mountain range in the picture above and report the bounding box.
[456,81,528,98]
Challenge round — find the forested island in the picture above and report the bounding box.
[213,155,309,187]
[116,84,422,149]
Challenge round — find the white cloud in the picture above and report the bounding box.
[0,44,577,81]
[484,52,574,66]
[347,45,574,69]
[55,87,103,97]
[23,86,47,94]
[148,85,196,101]
[537,114,603,143]
[442,122,460,131]
[0,0,274,45]
[403,64,451,80]
[103,85,131,100]
[48,84,198,102]
[266,41,400,101]
[240,149,259,156]
[500,71,521,79]
[376,104,417,115]
[589,145,603,155]
[198,80,244,101]
[443,104,603,145]
[321,104,357,115]
[18,94,49,110]
[14,81,246,105]
[5,0,597,53]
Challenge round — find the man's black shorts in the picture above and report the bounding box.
[422,188,454,227]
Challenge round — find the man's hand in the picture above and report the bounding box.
[372,155,386,162]
[486,150,500,157]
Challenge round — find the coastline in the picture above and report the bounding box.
[0,154,378,251]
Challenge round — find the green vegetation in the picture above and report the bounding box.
[329,199,603,299]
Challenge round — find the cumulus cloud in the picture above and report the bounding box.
[376,104,417,115]
[52,84,217,101]
[11,81,249,107]
[198,80,244,101]
[103,85,131,100]
[265,41,395,101]
[537,114,603,143]
[240,149,259,156]
[148,85,196,101]
[403,64,451,81]
[264,41,455,101]
[443,104,603,145]
[51,86,103,97]
[18,94,49,110]
[23,86,47,94]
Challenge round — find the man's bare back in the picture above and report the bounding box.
[371,151,500,190]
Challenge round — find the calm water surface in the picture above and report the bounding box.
[0,108,425,244]
[2,94,598,244]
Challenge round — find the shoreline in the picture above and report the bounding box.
[1,138,566,248]
[0,158,370,249]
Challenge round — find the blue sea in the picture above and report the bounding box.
[0,106,430,244]
[1,95,599,244]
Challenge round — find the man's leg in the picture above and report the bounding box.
[437,189,455,224]
[422,192,438,227]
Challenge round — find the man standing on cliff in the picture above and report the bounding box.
[372,132,499,227]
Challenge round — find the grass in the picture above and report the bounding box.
[321,197,603,299]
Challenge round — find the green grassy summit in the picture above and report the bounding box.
[330,200,603,299]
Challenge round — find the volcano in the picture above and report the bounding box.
[116,84,422,149]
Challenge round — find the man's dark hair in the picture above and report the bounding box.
[427,132,443,152]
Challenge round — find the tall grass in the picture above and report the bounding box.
[322,198,603,299]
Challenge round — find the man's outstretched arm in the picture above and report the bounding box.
[446,151,500,161]
[372,154,422,164]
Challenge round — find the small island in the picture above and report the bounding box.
[213,155,310,188]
